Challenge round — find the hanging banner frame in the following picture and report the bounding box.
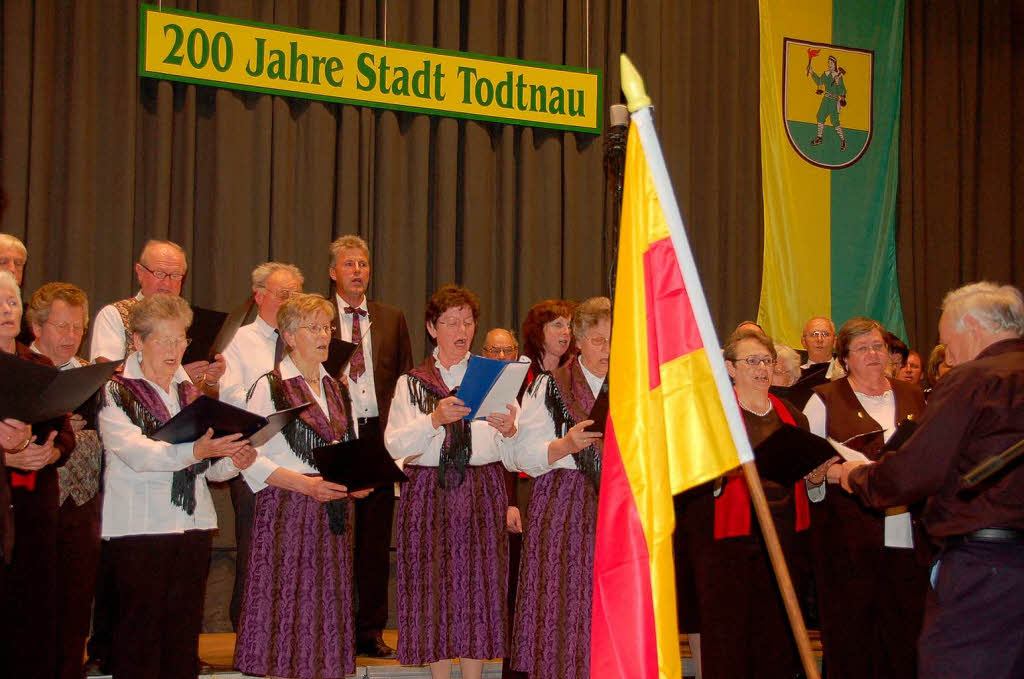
[138,4,603,134]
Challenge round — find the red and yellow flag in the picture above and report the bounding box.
[591,56,755,679]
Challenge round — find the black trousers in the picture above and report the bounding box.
[353,418,396,639]
[108,530,213,679]
[56,494,102,679]
[87,539,118,664]
[918,541,1024,679]
[228,475,255,630]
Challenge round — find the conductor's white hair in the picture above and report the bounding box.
[942,282,1024,336]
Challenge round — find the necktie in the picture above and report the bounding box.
[345,306,367,381]
[273,329,286,366]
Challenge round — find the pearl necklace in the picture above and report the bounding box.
[738,398,773,417]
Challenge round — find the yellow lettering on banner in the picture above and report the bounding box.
[140,5,601,133]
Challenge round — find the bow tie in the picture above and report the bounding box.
[344,306,367,317]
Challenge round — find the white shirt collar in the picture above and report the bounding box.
[279,353,330,384]
[124,350,192,392]
[253,315,277,339]
[578,355,605,396]
[336,294,368,315]
[432,345,470,369]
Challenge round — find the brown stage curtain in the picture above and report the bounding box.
[3,1,1018,357]
[1,0,762,355]
[897,0,1024,352]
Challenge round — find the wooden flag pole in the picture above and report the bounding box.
[741,461,821,679]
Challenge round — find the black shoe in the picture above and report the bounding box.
[810,136,823,146]
[356,636,396,658]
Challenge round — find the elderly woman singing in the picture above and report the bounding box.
[385,284,517,679]
[234,293,370,679]
[98,294,254,679]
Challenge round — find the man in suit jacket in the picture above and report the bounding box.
[329,235,413,658]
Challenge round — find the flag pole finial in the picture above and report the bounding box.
[619,54,652,112]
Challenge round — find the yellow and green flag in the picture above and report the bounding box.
[757,0,906,346]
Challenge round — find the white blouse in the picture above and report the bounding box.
[242,354,358,493]
[219,315,279,408]
[384,348,509,467]
[98,353,239,538]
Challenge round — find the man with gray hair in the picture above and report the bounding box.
[840,281,1024,679]
[219,261,304,630]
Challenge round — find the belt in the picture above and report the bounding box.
[944,527,1024,547]
[357,416,380,427]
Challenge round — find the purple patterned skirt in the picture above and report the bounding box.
[510,468,598,679]
[396,462,509,665]
[234,484,355,679]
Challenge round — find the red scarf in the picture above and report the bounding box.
[713,393,811,539]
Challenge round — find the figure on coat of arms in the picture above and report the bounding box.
[807,54,848,151]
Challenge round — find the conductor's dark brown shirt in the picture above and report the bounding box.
[848,337,1024,537]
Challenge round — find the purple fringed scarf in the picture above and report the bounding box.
[107,374,208,514]
[264,369,354,534]
[533,360,604,490]
[406,355,473,489]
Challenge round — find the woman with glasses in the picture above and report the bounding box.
[98,294,254,679]
[680,328,814,678]
[234,293,370,679]
[506,297,609,679]
[385,284,516,679]
[521,299,577,383]
[0,271,76,679]
[802,317,928,679]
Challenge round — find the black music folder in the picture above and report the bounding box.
[583,379,610,434]
[323,338,359,378]
[150,396,308,445]
[312,437,408,492]
[181,302,255,364]
[0,352,122,424]
[753,424,837,486]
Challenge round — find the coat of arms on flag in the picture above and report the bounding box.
[782,38,873,169]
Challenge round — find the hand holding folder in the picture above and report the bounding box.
[753,424,838,485]
[456,355,531,420]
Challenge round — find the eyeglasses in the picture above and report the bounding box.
[849,342,887,355]
[149,336,191,350]
[297,324,335,335]
[545,319,570,330]
[336,260,369,271]
[484,346,518,356]
[732,355,775,367]
[804,330,833,340]
[584,335,610,349]
[45,320,85,335]
[139,263,185,281]
[259,287,298,301]
[435,317,476,330]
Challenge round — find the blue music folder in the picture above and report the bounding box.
[457,355,531,420]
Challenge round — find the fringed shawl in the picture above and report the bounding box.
[264,370,355,534]
[105,375,208,515]
[530,360,603,490]
[406,355,472,489]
